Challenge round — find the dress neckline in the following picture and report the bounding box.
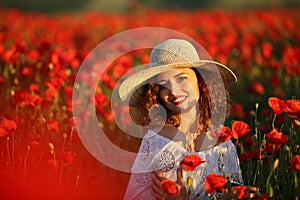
[147,129,230,153]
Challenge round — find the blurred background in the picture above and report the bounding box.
[0,0,299,199]
[0,0,299,13]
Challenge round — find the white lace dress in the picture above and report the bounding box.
[123,130,243,200]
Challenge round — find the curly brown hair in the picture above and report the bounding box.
[129,68,231,134]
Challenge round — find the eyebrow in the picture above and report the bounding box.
[174,73,188,78]
[157,73,188,84]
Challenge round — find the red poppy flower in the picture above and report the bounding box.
[48,159,59,173]
[232,103,245,120]
[64,86,73,100]
[14,89,42,107]
[21,66,31,76]
[266,129,288,145]
[100,72,116,89]
[274,114,286,125]
[45,82,59,102]
[112,64,128,78]
[29,83,40,93]
[30,140,40,153]
[1,117,17,132]
[232,121,251,139]
[117,55,133,68]
[161,179,178,195]
[284,99,300,118]
[180,154,205,171]
[282,46,298,66]
[0,117,17,137]
[261,42,273,59]
[270,76,279,88]
[68,117,82,127]
[249,81,265,95]
[235,186,247,199]
[242,136,257,152]
[258,124,272,133]
[255,193,270,200]
[106,79,116,89]
[249,149,265,160]
[238,152,252,163]
[140,55,150,64]
[27,49,39,62]
[60,151,76,165]
[204,173,227,194]
[47,120,59,133]
[211,126,233,143]
[0,76,4,84]
[0,128,9,137]
[268,97,286,115]
[94,93,108,108]
[249,143,281,160]
[103,110,114,123]
[290,155,300,172]
[264,143,281,155]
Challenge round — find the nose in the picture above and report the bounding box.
[168,80,180,96]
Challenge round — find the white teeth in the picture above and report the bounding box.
[172,96,186,103]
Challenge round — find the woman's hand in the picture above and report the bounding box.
[216,185,259,200]
[151,168,188,200]
[237,186,260,199]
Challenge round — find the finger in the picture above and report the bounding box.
[176,167,185,186]
[255,188,261,197]
[243,186,259,199]
[152,172,163,187]
[152,171,167,198]
[244,192,256,199]
[156,170,164,177]
[151,180,165,198]
[247,186,258,193]
[154,170,165,181]
[152,173,165,196]
[151,189,163,200]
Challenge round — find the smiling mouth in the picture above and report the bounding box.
[171,96,187,105]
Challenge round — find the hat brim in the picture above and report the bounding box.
[118,60,237,100]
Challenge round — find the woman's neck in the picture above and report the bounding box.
[178,105,201,152]
[178,104,199,134]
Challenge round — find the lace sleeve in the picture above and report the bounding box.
[123,133,167,200]
[219,141,244,185]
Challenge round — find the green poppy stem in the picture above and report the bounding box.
[6,136,11,176]
[24,145,30,178]
[294,171,298,193]
[69,126,74,150]
[11,131,15,171]
[272,114,277,130]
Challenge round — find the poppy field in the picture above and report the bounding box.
[0,6,300,199]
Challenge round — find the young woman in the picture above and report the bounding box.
[119,39,258,199]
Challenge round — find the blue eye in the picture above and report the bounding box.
[159,84,167,89]
[177,76,187,82]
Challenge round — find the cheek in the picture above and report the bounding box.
[192,85,200,99]
[158,90,167,101]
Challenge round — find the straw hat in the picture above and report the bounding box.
[118,39,237,101]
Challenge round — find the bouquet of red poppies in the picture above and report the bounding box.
[161,154,205,199]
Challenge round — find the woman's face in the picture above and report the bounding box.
[156,68,200,113]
